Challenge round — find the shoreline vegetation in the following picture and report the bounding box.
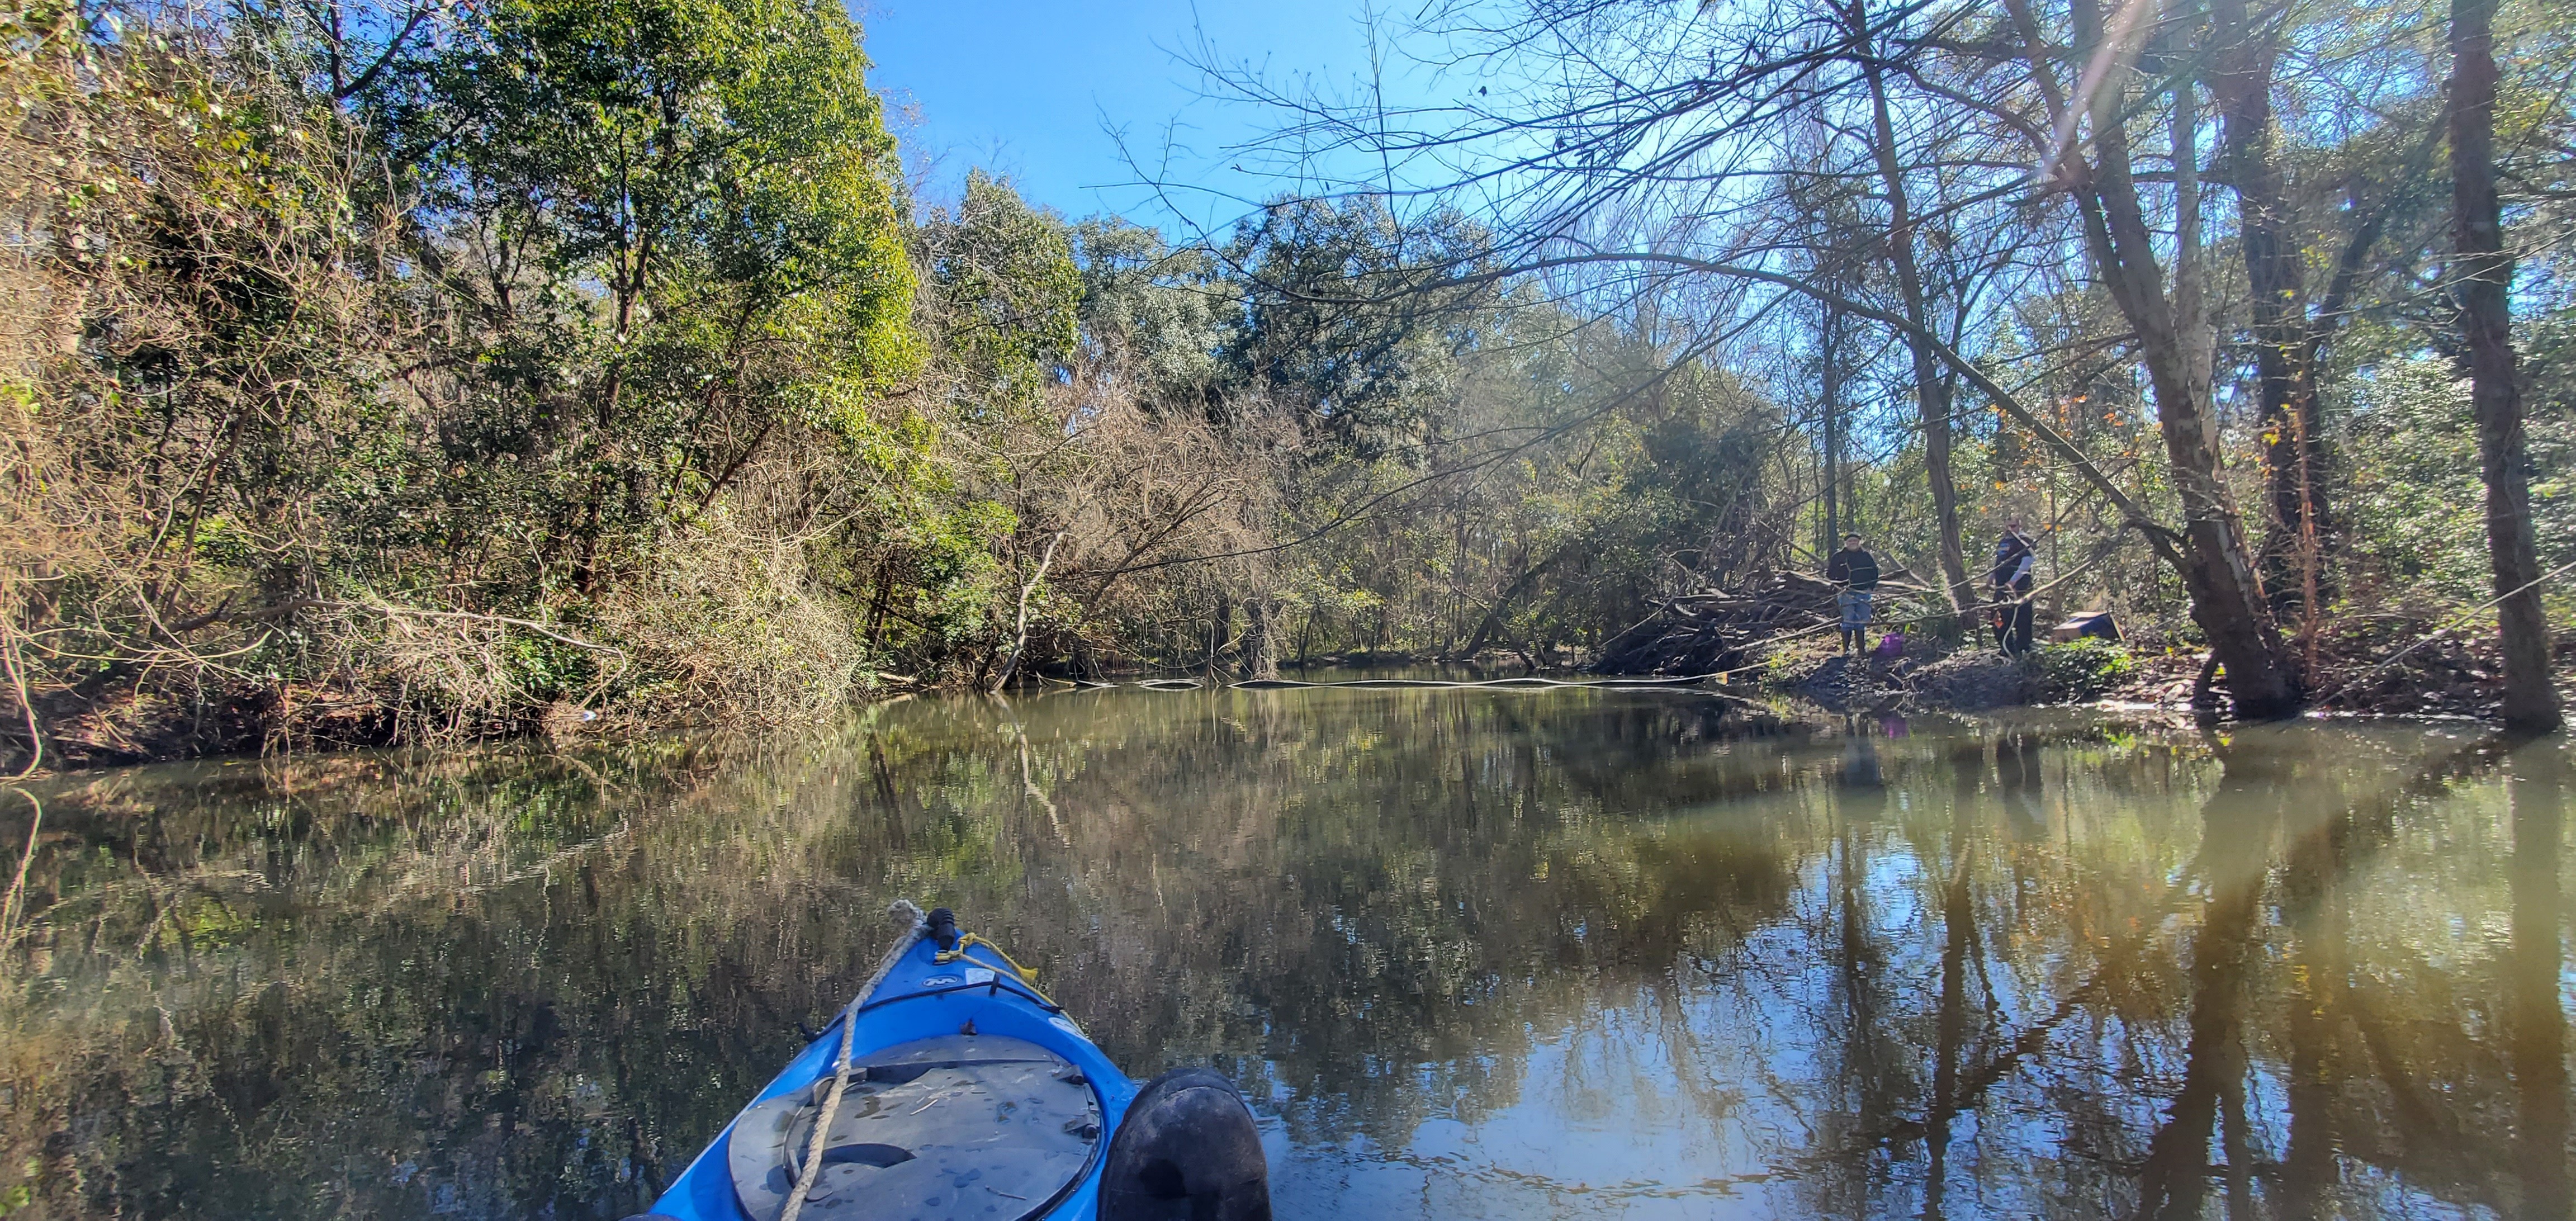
[2,0,2570,775]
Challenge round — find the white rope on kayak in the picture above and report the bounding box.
[779,899,926,1221]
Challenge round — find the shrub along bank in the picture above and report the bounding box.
[0,3,1803,769]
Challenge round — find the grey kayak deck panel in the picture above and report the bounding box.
[727,1034,1104,1221]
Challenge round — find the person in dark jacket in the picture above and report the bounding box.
[1991,519,2038,655]
[1826,533,1879,654]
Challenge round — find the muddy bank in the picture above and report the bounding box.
[1778,651,2039,715]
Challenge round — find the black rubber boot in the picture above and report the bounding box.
[1097,1067,1271,1221]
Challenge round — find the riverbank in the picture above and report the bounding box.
[1760,623,2576,720]
[3,621,2563,777]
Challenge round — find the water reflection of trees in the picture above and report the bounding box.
[1784,725,2574,1221]
[868,690,1814,1147]
[0,694,2566,1220]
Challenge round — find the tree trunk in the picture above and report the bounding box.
[1240,598,1281,680]
[2167,14,2213,400]
[2449,0,2564,733]
[2048,0,2304,719]
[1208,592,1234,676]
[1850,0,1973,622]
[1464,546,1570,658]
[864,557,895,649]
[988,533,1063,693]
[2209,0,2334,623]
[1821,304,1843,553]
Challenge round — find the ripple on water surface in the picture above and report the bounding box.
[1,687,2569,1220]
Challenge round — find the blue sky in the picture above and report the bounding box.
[858,0,1404,234]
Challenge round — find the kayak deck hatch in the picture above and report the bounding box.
[725,1034,1104,1221]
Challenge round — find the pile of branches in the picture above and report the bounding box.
[1591,571,1854,675]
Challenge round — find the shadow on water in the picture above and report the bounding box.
[0,687,2568,1219]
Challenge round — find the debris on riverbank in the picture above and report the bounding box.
[1590,570,1928,677]
[1587,565,2574,722]
[1761,627,2575,721]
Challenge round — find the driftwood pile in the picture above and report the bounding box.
[1592,571,1841,675]
[1592,568,1917,676]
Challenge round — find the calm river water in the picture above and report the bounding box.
[1,687,2569,1219]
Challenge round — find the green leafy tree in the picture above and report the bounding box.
[921,169,1083,421]
[1071,217,1228,410]
[1221,197,1491,457]
[394,0,919,588]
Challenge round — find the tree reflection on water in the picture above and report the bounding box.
[0,690,2566,1219]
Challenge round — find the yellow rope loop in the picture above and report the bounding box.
[934,932,1058,1007]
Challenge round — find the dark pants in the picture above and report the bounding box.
[1995,592,2034,655]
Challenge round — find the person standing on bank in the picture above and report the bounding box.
[1991,519,2038,655]
[1826,532,1879,654]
